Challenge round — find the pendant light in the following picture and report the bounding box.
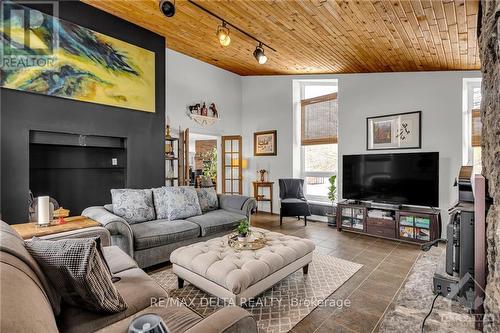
[253,43,267,64]
[216,22,231,46]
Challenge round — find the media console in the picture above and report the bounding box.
[336,200,441,244]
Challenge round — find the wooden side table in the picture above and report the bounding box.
[12,216,100,240]
[252,181,274,213]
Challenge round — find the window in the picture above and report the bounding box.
[464,80,482,173]
[299,82,338,201]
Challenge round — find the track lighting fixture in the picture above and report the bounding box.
[253,43,267,64]
[188,1,275,63]
[159,0,176,18]
[217,22,231,46]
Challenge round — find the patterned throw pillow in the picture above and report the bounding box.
[196,188,219,212]
[153,186,202,220]
[111,189,155,224]
[25,237,127,313]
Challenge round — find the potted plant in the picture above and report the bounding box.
[326,175,337,226]
[237,219,250,242]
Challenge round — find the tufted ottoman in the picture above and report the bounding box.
[170,227,315,305]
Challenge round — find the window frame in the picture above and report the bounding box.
[464,81,481,166]
[299,81,338,202]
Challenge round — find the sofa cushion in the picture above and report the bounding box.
[131,220,200,251]
[25,237,127,314]
[57,268,177,333]
[102,246,138,274]
[196,188,219,212]
[153,186,202,221]
[111,189,155,224]
[186,210,246,237]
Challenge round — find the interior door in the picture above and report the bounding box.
[221,135,242,194]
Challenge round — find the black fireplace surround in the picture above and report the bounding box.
[0,1,166,223]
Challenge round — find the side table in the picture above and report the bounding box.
[252,181,274,213]
[12,216,100,240]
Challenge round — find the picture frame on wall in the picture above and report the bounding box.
[254,130,277,156]
[367,111,421,150]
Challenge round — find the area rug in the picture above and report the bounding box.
[378,246,479,332]
[150,254,362,333]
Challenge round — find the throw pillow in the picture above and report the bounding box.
[153,186,202,220]
[25,237,127,313]
[196,188,219,212]
[111,189,155,224]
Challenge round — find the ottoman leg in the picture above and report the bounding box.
[178,277,185,288]
[303,264,309,275]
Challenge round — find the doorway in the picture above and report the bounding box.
[187,132,219,190]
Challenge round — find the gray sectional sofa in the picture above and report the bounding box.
[83,193,256,268]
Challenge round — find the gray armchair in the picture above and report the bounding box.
[279,179,311,226]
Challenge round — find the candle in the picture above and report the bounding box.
[37,196,50,225]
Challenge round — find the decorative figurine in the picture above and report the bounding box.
[188,103,201,114]
[209,103,219,118]
[165,124,171,139]
[201,102,208,116]
[53,207,70,225]
[258,169,267,182]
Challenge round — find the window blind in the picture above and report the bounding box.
[471,108,481,147]
[301,93,338,146]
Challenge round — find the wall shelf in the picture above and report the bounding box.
[188,114,219,127]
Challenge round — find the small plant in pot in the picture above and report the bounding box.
[326,175,337,226]
[237,219,250,242]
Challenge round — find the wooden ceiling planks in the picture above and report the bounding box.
[82,0,480,76]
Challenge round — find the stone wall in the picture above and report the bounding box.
[478,0,499,331]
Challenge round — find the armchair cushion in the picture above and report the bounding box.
[153,186,202,221]
[280,198,311,217]
[111,189,155,224]
[279,179,306,199]
[131,219,200,251]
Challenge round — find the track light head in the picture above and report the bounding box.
[217,22,231,46]
[253,44,267,64]
[159,0,176,18]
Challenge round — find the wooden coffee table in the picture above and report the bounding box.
[12,216,100,240]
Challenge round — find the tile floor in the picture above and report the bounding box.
[251,212,422,333]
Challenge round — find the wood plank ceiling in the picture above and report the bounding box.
[83,0,480,76]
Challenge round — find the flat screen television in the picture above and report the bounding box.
[343,152,439,207]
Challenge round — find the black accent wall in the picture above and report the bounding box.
[1,1,166,223]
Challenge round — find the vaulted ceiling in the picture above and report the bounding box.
[83,0,480,76]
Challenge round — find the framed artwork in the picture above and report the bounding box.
[254,130,277,156]
[367,111,421,150]
[1,1,155,112]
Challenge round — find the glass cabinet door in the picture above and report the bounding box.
[341,207,352,227]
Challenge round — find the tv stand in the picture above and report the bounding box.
[336,200,441,244]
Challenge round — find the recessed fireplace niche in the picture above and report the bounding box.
[29,130,127,216]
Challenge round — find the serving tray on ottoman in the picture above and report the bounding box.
[170,227,315,305]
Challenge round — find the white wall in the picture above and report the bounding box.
[165,51,480,232]
[241,71,481,230]
[166,49,242,137]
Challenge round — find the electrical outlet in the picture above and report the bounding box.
[112,158,118,166]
